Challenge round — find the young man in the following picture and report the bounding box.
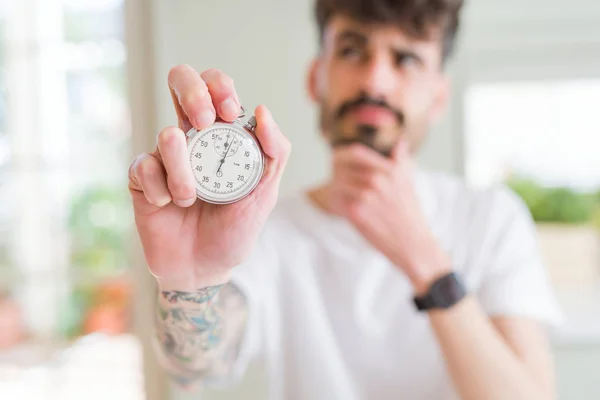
[128,0,562,399]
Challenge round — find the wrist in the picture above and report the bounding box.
[406,249,452,297]
[410,265,453,297]
[155,269,232,294]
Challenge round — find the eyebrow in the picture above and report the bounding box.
[335,28,425,65]
[335,29,368,46]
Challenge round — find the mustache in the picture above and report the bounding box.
[331,138,393,158]
[331,125,393,158]
[335,92,405,126]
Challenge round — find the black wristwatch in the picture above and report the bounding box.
[413,271,467,311]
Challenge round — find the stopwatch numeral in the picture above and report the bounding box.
[237,175,245,182]
[200,141,208,147]
[244,151,250,157]
[211,133,218,140]
[202,176,209,183]
[214,182,221,189]
[226,182,233,188]
[244,164,250,170]
[194,152,202,159]
[195,165,202,172]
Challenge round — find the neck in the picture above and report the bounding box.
[306,184,342,216]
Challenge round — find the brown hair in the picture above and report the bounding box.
[315,0,464,63]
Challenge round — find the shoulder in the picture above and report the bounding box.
[421,169,532,227]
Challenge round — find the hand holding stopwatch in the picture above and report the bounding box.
[129,65,290,289]
[186,106,264,205]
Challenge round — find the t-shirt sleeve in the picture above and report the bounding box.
[476,186,565,328]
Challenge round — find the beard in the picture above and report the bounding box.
[320,91,406,158]
[329,124,399,158]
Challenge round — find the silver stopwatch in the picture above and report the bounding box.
[186,107,264,204]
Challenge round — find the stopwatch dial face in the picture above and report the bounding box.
[189,125,263,204]
[213,130,241,157]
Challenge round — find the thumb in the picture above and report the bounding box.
[254,105,291,183]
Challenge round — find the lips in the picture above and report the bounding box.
[349,105,397,125]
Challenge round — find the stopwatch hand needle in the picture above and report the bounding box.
[216,158,225,175]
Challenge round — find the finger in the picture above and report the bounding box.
[391,138,411,163]
[128,153,172,207]
[168,64,216,131]
[334,167,387,192]
[333,144,394,174]
[156,126,197,207]
[200,69,240,122]
[331,181,360,201]
[253,105,291,180]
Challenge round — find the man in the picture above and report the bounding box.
[128,0,562,399]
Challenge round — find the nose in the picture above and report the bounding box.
[361,52,397,97]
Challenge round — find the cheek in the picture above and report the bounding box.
[324,62,360,103]
[399,81,440,133]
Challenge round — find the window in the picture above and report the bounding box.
[465,79,600,336]
[0,0,143,397]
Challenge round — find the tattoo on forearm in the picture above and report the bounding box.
[161,285,223,304]
[155,283,248,386]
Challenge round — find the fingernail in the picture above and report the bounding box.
[195,110,214,128]
[155,195,172,207]
[174,197,196,208]
[220,98,239,118]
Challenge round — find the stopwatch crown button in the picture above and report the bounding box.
[246,116,257,131]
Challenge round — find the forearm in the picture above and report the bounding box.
[153,282,249,390]
[428,296,552,400]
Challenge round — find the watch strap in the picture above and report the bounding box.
[413,271,466,312]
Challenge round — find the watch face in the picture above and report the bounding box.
[432,273,465,308]
[187,122,264,204]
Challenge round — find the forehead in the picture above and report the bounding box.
[323,14,442,51]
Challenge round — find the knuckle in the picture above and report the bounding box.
[128,154,143,174]
[347,200,364,221]
[158,125,176,138]
[369,175,384,191]
[157,127,180,147]
[128,154,145,183]
[181,90,208,108]
[169,178,195,199]
[137,156,161,181]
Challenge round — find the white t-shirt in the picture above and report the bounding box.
[213,169,563,400]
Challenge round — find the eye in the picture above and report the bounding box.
[338,45,362,60]
[394,53,419,69]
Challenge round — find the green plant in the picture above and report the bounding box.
[60,186,133,339]
[68,186,132,274]
[591,204,600,230]
[507,175,599,225]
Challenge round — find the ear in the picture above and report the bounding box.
[428,74,450,125]
[306,58,321,103]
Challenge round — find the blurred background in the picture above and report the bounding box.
[0,0,598,399]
